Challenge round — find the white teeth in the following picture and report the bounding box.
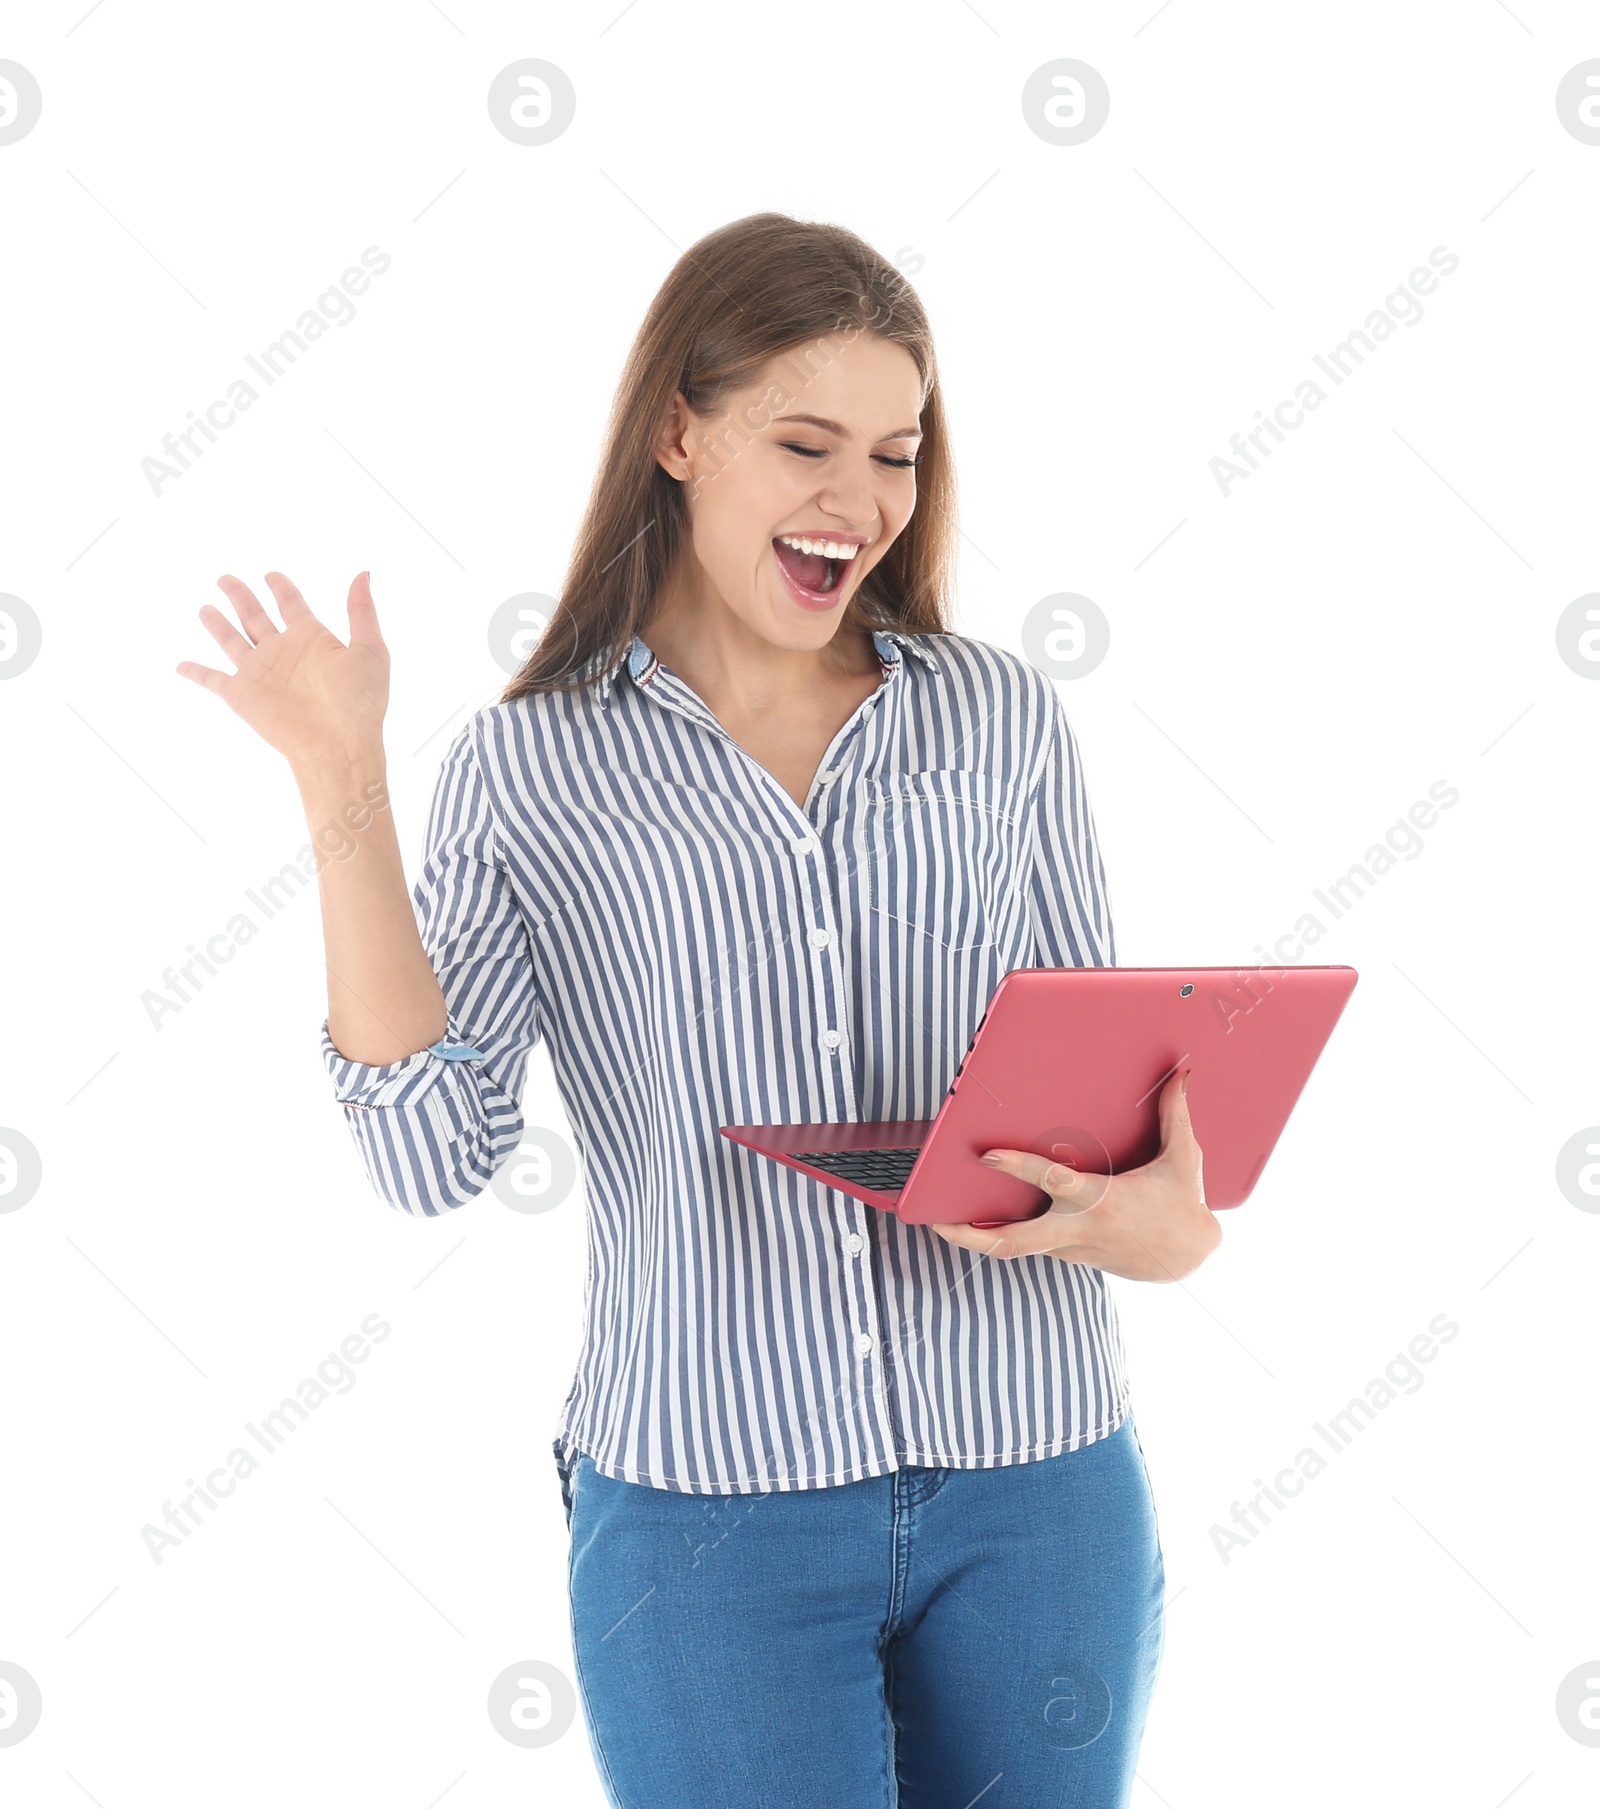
[777,534,860,561]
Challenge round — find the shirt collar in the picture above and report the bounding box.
[871,627,943,674]
[595,634,656,707]
[597,625,940,707]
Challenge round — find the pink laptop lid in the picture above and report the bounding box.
[892,964,1359,1222]
[722,965,1358,1225]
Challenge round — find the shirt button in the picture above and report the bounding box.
[791,834,818,854]
[844,1233,865,1255]
[820,1029,842,1050]
[808,928,832,949]
[855,1332,875,1356]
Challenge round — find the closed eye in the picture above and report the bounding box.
[780,441,921,470]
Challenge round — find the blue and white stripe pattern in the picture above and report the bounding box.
[322,626,1128,1503]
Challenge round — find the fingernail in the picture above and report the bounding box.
[980,1152,1003,1167]
[1181,1068,1190,1095]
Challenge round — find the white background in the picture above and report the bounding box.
[2,1,1596,1804]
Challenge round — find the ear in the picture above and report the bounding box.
[652,389,695,482]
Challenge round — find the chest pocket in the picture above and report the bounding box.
[854,768,1027,955]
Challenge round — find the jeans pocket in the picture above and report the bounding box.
[561,1448,591,1538]
[1124,1414,1166,1569]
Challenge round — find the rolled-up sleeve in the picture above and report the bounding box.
[1024,676,1118,969]
[320,718,544,1216]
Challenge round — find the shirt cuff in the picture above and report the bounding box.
[320,1017,487,1109]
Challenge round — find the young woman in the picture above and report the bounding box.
[180,212,1220,1808]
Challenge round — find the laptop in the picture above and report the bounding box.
[720,965,1359,1227]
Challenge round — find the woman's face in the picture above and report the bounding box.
[654,331,924,651]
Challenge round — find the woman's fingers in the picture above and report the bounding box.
[928,1208,1081,1262]
[982,1146,1101,1209]
[263,569,314,625]
[928,1221,1016,1257]
[179,566,388,758]
[344,570,382,649]
[1152,1068,1205,1196]
[1154,1066,1193,1153]
[215,573,278,642]
[922,1146,1106,1261]
[195,601,256,668]
[174,659,231,696]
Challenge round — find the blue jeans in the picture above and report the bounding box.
[566,1414,1166,1807]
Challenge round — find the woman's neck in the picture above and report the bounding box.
[642,589,876,718]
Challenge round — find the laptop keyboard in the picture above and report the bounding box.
[791,1147,922,1191]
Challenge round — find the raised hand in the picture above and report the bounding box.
[179,567,449,1067]
[176,570,388,767]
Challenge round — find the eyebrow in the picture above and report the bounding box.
[773,412,923,442]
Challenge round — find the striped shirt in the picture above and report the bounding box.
[321,626,1129,1505]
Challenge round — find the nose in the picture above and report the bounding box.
[814,455,879,532]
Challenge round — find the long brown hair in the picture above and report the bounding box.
[500,211,956,703]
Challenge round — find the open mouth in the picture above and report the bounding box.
[771,534,860,608]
